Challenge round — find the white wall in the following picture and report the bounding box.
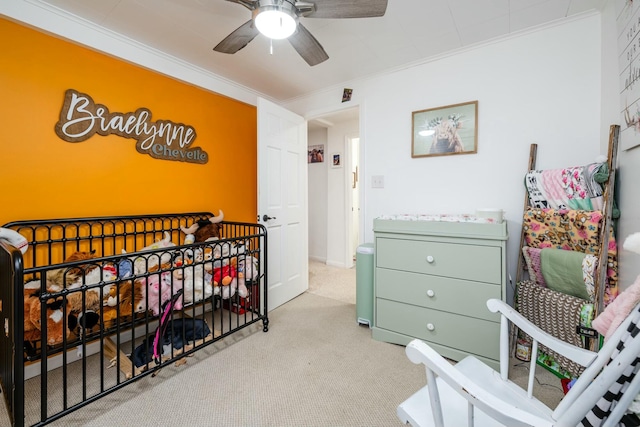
[600,0,640,287]
[287,15,604,302]
[308,127,328,262]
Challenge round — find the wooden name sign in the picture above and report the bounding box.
[54,89,208,164]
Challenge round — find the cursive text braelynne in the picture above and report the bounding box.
[54,89,208,164]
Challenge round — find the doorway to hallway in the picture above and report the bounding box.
[307,106,361,268]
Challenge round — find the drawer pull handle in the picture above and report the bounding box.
[426,255,434,263]
[427,323,435,331]
[426,289,435,297]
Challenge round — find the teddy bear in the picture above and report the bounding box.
[176,261,213,304]
[181,210,224,243]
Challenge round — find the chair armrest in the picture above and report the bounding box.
[404,339,550,426]
[486,299,596,367]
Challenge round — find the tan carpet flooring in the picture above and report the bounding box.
[0,260,565,426]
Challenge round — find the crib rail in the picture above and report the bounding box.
[0,240,25,427]
[0,213,268,427]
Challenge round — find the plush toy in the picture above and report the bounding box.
[66,263,118,313]
[23,280,43,342]
[28,291,73,346]
[592,232,640,341]
[124,231,176,274]
[22,250,101,344]
[181,210,224,243]
[117,258,134,279]
[232,241,259,282]
[177,262,213,304]
[145,272,182,316]
[47,250,98,292]
[212,264,239,299]
[230,258,249,298]
[103,279,146,329]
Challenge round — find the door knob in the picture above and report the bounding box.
[262,215,276,221]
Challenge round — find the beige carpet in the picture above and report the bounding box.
[0,260,565,426]
[307,260,356,305]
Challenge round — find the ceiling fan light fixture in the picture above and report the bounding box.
[253,1,298,40]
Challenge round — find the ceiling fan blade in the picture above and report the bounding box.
[213,19,259,54]
[288,23,329,66]
[302,0,388,19]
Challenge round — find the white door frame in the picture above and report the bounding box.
[344,133,360,268]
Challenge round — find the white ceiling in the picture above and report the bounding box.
[34,0,605,103]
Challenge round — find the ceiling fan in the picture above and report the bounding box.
[213,0,388,66]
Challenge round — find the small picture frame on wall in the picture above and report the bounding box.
[331,153,342,168]
[308,144,325,163]
[411,100,478,158]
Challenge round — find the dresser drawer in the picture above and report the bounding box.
[376,299,499,360]
[376,237,502,284]
[376,268,500,322]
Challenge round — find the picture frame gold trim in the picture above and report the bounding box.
[411,100,478,158]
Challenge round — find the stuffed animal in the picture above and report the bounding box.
[592,232,640,341]
[177,262,213,304]
[212,264,238,299]
[23,280,43,342]
[230,258,249,298]
[233,241,259,282]
[124,231,176,274]
[103,279,146,329]
[46,250,98,292]
[145,272,182,316]
[66,263,118,314]
[181,210,224,243]
[22,250,101,344]
[27,291,73,346]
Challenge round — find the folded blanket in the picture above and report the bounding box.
[593,275,640,341]
[523,208,618,306]
[525,163,606,211]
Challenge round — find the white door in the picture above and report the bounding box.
[258,98,308,311]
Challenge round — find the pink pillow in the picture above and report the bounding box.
[522,246,547,287]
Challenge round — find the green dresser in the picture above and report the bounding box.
[372,219,508,370]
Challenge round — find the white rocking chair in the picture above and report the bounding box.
[397,299,640,427]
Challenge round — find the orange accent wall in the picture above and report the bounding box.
[0,18,257,226]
